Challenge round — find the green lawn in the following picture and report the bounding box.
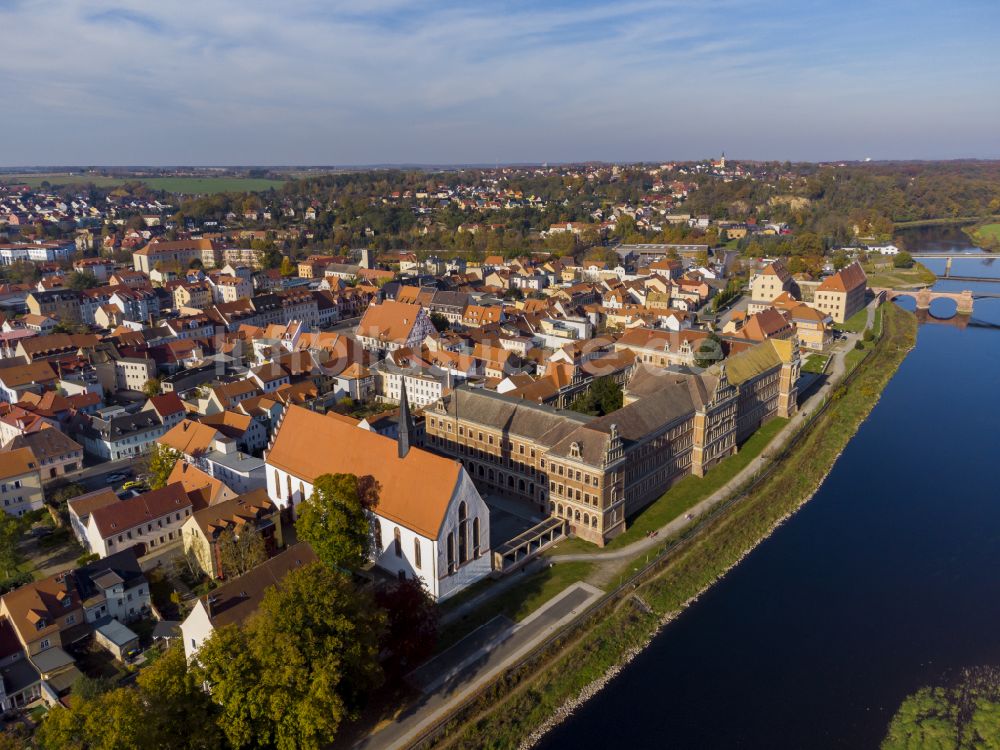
[864,262,936,288]
[802,354,830,374]
[836,306,869,334]
[437,561,594,649]
[552,417,789,555]
[1,173,285,194]
[968,222,1000,249]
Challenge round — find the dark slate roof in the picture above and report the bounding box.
[439,387,591,448]
[74,547,146,601]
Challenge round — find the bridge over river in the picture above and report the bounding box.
[875,287,1000,328]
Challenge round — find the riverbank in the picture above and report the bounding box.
[963,221,1000,251]
[864,261,936,289]
[424,303,917,750]
[893,215,1000,230]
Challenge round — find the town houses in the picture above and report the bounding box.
[0,159,883,726]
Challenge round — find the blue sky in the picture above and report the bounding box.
[0,0,998,165]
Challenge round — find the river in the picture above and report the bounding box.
[537,226,1000,749]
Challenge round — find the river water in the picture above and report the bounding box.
[537,226,1000,749]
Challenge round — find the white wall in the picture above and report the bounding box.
[266,462,491,601]
[181,600,214,660]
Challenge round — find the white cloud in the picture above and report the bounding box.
[0,0,997,163]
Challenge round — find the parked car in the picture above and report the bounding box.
[105,472,129,484]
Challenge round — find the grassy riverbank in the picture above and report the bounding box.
[427,303,917,750]
[893,215,1000,230]
[864,261,937,289]
[965,222,1000,250]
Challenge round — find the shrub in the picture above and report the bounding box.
[76,552,100,566]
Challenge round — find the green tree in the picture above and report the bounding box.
[694,332,724,369]
[36,643,221,750]
[569,377,623,417]
[70,674,114,701]
[279,255,297,277]
[50,482,86,507]
[295,474,379,571]
[194,562,385,750]
[143,377,162,398]
[147,445,181,490]
[893,250,914,268]
[430,312,450,332]
[216,527,267,579]
[36,685,152,750]
[134,641,224,749]
[67,271,100,290]
[0,513,25,581]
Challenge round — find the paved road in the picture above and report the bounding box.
[356,582,603,750]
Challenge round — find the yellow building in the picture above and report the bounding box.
[811,262,867,324]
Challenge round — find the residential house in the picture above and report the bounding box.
[181,542,316,660]
[0,448,43,517]
[810,262,868,324]
[181,489,282,580]
[83,483,194,558]
[74,548,150,624]
[356,301,435,355]
[76,410,166,460]
[2,426,83,483]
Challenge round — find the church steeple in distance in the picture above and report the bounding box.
[397,382,414,459]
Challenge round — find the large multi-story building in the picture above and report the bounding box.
[811,262,868,324]
[133,239,222,274]
[749,260,794,304]
[424,338,799,546]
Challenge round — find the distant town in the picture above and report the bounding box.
[0,157,989,748]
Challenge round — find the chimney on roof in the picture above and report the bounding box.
[397,382,413,459]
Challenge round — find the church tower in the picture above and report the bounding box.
[397,382,414,459]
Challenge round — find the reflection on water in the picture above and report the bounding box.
[537,227,1000,750]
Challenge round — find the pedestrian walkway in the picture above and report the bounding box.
[355,301,880,750]
[356,582,603,750]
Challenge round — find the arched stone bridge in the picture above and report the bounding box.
[874,287,974,315]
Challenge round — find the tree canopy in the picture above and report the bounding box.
[295,473,379,572]
[883,667,1000,750]
[146,445,182,490]
[569,377,623,417]
[194,562,385,750]
[35,643,222,750]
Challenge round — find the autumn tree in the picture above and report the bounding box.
[194,562,384,750]
[295,473,379,571]
[36,642,221,750]
[374,578,438,676]
[216,527,267,579]
[143,377,162,397]
[146,445,181,490]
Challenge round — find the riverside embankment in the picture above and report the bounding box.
[421,302,917,750]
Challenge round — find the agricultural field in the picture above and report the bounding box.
[0,173,286,194]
